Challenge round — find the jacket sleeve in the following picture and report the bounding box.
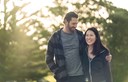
[104,59,113,82]
[101,50,113,82]
[46,34,59,75]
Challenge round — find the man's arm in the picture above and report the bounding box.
[46,36,59,75]
[46,35,68,80]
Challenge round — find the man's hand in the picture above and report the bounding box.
[105,54,112,62]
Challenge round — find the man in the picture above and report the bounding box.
[46,12,112,82]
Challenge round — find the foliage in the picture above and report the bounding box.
[0,0,48,81]
[104,7,128,82]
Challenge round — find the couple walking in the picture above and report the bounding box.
[46,12,113,82]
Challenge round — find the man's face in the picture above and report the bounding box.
[66,17,78,33]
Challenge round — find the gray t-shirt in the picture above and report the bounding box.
[61,30,84,76]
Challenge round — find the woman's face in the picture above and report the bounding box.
[85,30,96,46]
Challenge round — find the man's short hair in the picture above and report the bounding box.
[63,12,78,23]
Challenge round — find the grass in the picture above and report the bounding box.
[44,75,56,82]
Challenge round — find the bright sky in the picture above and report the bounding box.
[21,0,128,12]
[1,0,126,15]
[1,0,128,31]
[107,0,128,10]
[1,0,128,14]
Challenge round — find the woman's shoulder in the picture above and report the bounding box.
[99,49,109,57]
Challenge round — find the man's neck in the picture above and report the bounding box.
[62,27,74,34]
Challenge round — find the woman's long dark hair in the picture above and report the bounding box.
[84,27,109,56]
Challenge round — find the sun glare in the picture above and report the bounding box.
[1,0,128,34]
[21,0,55,14]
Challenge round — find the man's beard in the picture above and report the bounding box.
[67,25,76,33]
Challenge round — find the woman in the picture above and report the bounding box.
[84,27,113,82]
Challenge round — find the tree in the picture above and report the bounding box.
[104,7,128,82]
[46,0,113,31]
[0,0,49,81]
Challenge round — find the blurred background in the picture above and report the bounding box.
[0,0,128,82]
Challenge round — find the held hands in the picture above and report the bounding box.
[105,54,112,62]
